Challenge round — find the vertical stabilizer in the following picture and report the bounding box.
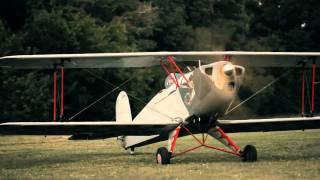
[116,91,132,123]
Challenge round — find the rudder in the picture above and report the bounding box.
[116,91,132,123]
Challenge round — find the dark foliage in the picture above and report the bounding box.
[0,0,319,122]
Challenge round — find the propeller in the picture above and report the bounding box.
[223,63,234,76]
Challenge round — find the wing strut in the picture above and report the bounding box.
[160,56,190,88]
[301,58,317,117]
[60,67,65,119]
[53,68,57,122]
[52,65,65,122]
[301,63,306,116]
[311,59,316,114]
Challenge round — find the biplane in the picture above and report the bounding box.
[1,51,320,165]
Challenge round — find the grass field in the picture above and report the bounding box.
[0,130,320,179]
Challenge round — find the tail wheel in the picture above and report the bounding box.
[242,145,257,162]
[156,147,171,165]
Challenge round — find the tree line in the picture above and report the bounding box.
[0,0,319,122]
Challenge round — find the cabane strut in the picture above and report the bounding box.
[160,56,190,88]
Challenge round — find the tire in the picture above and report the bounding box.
[242,145,257,162]
[156,147,171,165]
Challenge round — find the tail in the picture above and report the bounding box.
[115,91,161,152]
[116,91,132,149]
[116,91,132,123]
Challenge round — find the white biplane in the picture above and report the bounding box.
[1,51,320,164]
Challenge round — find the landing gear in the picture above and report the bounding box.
[155,124,258,164]
[241,145,257,162]
[130,147,135,155]
[156,147,171,165]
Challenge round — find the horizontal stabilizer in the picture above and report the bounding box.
[120,135,160,149]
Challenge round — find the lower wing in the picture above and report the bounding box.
[0,121,178,138]
[218,116,320,133]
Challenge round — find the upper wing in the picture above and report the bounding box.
[0,121,179,137]
[1,51,320,69]
[217,116,320,133]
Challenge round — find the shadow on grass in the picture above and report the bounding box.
[0,142,58,146]
[0,151,156,169]
[258,153,320,162]
[2,143,320,169]
[2,149,320,169]
[171,153,320,165]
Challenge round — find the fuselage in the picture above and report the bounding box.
[133,61,245,127]
[121,61,246,149]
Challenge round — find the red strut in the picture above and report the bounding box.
[60,67,64,119]
[160,60,180,88]
[167,56,190,85]
[169,127,181,153]
[217,127,241,152]
[301,68,305,116]
[53,70,57,122]
[311,61,316,113]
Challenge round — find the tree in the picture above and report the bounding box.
[24,9,79,54]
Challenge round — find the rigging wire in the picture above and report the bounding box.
[68,76,134,121]
[81,69,180,122]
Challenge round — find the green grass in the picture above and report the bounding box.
[1,130,320,179]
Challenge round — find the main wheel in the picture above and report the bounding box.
[242,145,257,162]
[156,147,171,165]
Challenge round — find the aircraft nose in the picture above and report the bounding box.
[223,63,234,76]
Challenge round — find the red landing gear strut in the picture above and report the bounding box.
[156,124,257,165]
